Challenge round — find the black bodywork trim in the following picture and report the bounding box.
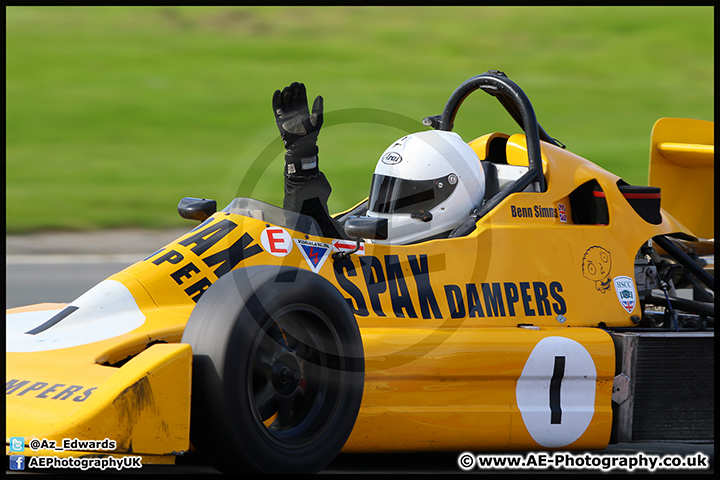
[25,306,79,335]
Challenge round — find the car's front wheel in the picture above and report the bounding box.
[182,265,364,474]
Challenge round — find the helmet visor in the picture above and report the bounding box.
[368,173,457,214]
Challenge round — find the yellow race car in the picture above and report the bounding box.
[6,71,714,473]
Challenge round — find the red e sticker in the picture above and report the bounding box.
[260,227,293,257]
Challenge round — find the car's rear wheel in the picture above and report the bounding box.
[182,266,364,474]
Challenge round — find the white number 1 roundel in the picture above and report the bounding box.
[516,336,597,448]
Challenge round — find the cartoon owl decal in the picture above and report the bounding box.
[582,246,612,293]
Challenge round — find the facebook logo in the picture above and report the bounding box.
[9,455,25,471]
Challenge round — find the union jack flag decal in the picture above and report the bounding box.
[558,203,567,223]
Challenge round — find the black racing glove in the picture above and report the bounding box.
[272,82,324,177]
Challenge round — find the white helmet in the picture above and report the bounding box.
[366,130,485,245]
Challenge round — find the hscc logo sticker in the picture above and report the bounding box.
[613,275,636,313]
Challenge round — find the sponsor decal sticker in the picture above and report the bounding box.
[333,253,567,320]
[260,227,293,257]
[294,238,331,273]
[613,275,636,313]
[144,217,262,302]
[332,239,365,255]
[381,152,402,165]
[6,378,96,402]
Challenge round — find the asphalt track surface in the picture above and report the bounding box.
[6,230,714,475]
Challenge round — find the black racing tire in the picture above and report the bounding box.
[181,265,364,474]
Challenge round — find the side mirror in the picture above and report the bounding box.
[178,197,217,221]
[334,217,388,260]
[344,216,388,241]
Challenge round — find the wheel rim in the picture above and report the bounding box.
[248,305,344,448]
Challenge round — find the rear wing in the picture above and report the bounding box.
[648,117,714,239]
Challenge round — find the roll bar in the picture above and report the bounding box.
[424,71,564,223]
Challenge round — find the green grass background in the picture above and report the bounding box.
[6,6,713,233]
